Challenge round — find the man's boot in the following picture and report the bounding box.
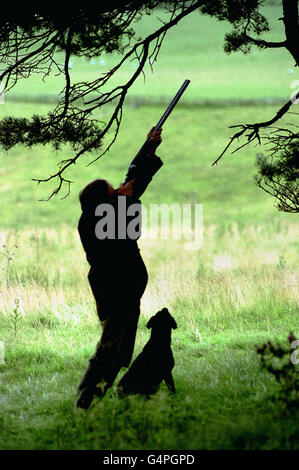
[74,356,113,410]
[74,357,102,410]
[74,386,95,410]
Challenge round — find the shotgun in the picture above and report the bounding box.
[124,79,190,185]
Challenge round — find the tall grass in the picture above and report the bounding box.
[0,221,297,450]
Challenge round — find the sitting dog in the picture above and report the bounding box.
[117,307,177,397]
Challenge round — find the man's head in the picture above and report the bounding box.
[79,179,114,212]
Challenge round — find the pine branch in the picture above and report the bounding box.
[212,91,299,166]
[31,1,204,198]
[243,34,286,49]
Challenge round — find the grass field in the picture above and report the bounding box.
[0,3,298,450]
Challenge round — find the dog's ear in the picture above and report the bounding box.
[170,316,177,329]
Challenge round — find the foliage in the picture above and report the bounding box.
[201,0,270,54]
[256,333,299,410]
[255,132,299,213]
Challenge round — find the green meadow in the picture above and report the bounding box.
[0,4,298,450]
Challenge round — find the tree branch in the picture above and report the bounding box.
[0,32,60,92]
[243,34,286,49]
[31,1,205,198]
[212,90,299,166]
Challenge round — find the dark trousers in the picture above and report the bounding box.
[76,252,148,402]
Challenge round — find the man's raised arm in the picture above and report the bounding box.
[120,128,163,199]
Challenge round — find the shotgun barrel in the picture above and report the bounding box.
[136,79,190,157]
[124,80,190,185]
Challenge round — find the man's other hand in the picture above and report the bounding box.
[117,179,135,197]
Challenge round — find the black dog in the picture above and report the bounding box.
[117,308,177,397]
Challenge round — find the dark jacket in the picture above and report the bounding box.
[78,152,163,269]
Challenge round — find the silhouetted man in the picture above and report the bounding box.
[75,128,163,409]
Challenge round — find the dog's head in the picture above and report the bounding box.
[146,307,177,330]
